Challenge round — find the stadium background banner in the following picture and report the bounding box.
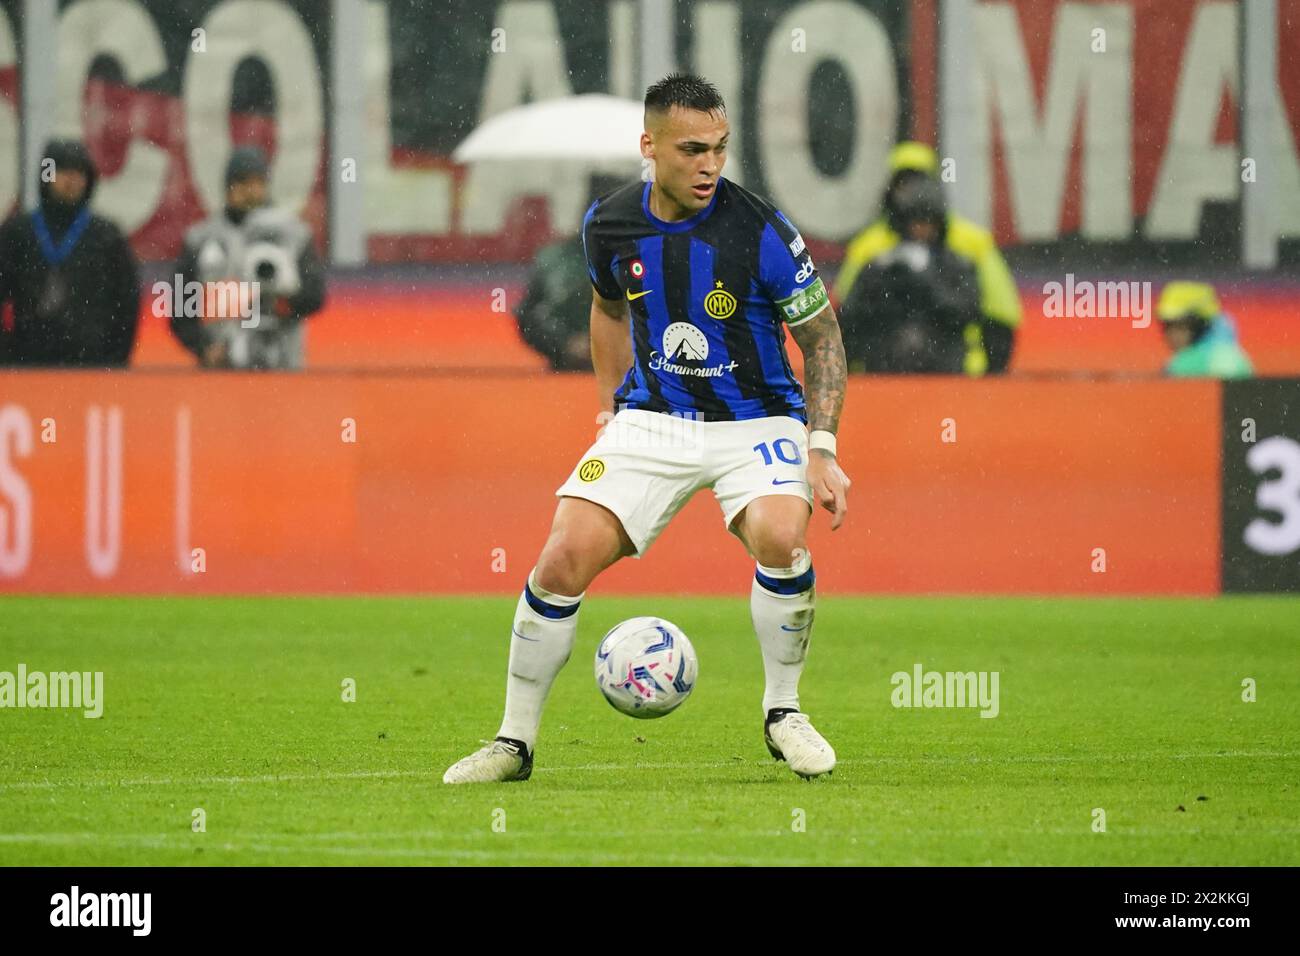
[0,0,1298,265]
[0,0,911,263]
[1222,379,1300,593]
[0,374,1221,596]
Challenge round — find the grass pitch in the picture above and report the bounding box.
[1,595,1297,866]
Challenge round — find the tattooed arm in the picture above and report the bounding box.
[790,304,847,433]
[789,304,852,530]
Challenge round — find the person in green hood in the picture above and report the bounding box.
[1157,281,1253,379]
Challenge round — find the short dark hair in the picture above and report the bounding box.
[644,73,726,119]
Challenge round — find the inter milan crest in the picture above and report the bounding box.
[704,280,736,320]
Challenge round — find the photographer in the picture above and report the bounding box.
[837,174,980,374]
[170,147,325,369]
[836,142,1021,375]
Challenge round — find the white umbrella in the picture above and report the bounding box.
[452,94,645,163]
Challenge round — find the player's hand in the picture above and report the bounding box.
[806,449,850,530]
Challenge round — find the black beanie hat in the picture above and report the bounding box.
[225,146,270,188]
[38,139,97,206]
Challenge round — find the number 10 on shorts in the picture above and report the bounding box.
[753,439,803,466]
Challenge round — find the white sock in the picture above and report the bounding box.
[496,569,584,751]
[751,549,816,716]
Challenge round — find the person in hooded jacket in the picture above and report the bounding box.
[1156,281,1253,379]
[836,174,980,374]
[169,146,326,369]
[835,141,1021,375]
[0,140,141,367]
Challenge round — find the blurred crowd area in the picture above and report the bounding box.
[1,0,1297,377]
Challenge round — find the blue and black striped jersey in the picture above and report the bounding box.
[581,178,829,422]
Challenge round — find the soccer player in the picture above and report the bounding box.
[444,73,851,783]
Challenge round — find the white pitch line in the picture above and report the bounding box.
[0,829,790,844]
[2,828,1298,863]
[0,768,428,792]
[533,750,1300,773]
[0,833,820,866]
[0,750,1294,793]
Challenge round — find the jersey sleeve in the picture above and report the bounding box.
[581,200,621,301]
[758,209,829,327]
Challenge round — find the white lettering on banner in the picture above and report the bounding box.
[0,405,33,579]
[0,7,17,216]
[175,407,192,575]
[461,1,581,236]
[972,3,1132,240]
[757,1,896,240]
[1145,2,1240,238]
[85,406,123,580]
[693,1,745,185]
[1244,437,1300,557]
[24,3,1300,257]
[363,1,453,233]
[968,0,1300,244]
[57,0,169,232]
[184,0,322,217]
[1148,1,1300,243]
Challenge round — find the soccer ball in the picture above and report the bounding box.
[594,617,698,718]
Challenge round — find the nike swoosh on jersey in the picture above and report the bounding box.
[626,289,653,301]
[771,478,805,486]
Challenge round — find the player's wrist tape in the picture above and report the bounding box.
[809,430,837,457]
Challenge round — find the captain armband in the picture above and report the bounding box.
[776,277,830,328]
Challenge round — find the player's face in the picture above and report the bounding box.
[642,106,729,217]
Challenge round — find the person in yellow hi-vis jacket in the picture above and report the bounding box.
[834,142,1022,375]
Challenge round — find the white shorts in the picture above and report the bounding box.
[556,409,814,556]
